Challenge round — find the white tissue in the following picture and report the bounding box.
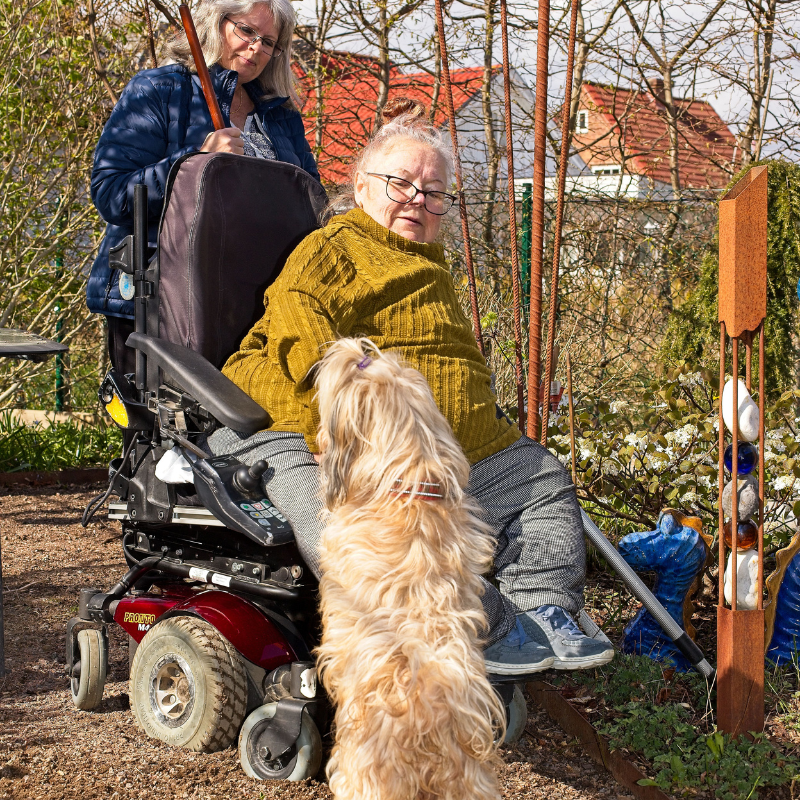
[155,448,194,484]
[722,378,760,442]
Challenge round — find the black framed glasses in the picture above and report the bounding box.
[366,173,456,215]
[224,16,283,56]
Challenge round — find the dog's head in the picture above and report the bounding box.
[315,337,470,510]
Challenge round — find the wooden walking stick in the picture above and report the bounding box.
[179,4,225,130]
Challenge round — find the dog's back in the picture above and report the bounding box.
[315,338,503,800]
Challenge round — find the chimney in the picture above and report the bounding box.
[647,77,665,101]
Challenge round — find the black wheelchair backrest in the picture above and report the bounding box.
[157,154,328,369]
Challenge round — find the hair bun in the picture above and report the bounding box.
[380,97,427,125]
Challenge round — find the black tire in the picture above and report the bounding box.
[130,616,248,752]
[70,628,107,711]
[239,703,323,781]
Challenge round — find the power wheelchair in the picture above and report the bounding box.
[66,153,527,782]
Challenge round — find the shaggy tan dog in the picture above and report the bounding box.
[314,337,503,800]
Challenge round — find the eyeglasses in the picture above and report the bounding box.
[366,173,456,215]
[224,16,283,56]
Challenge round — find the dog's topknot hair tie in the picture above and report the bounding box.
[357,356,373,370]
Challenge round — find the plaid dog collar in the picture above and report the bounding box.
[389,480,444,500]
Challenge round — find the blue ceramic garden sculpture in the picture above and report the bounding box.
[618,510,709,671]
[766,533,800,667]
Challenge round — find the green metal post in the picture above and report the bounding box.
[55,253,65,412]
[521,182,532,321]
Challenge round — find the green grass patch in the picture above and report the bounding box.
[0,411,121,472]
[553,654,800,799]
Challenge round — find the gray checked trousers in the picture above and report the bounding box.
[208,430,586,646]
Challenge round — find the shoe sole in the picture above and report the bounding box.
[484,656,555,675]
[551,649,615,670]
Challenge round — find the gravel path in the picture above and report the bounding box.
[0,484,634,800]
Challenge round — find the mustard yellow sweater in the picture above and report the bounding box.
[222,208,521,463]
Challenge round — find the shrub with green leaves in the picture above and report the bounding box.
[601,706,797,799]
[662,160,800,398]
[560,655,800,799]
[548,364,800,552]
[0,412,121,472]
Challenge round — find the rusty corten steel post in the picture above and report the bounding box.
[433,0,485,357]
[732,340,739,610]
[526,0,551,440]
[716,164,768,738]
[718,323,726,604]
[758,324,765,606]
[499,0,526,432]
[540,0,580,447]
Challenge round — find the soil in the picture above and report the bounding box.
[0,484,634,800]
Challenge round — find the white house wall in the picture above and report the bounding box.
[448,70,589,196]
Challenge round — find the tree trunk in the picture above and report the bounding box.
[738,0,776,167]
[480,0,501,296]
[373,1,391,131]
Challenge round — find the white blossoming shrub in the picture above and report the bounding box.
[548,365,800,552]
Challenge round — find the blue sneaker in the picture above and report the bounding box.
[483,617,555,675]
[519,606,614,670]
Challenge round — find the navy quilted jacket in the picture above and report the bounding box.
[88,63,319,318]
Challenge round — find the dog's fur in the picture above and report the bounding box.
[314,337,504,800]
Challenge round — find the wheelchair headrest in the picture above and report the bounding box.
[158,154,328,369]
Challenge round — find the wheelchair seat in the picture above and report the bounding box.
[98,153,327,581]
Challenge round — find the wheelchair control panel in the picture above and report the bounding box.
[186,451,295,547]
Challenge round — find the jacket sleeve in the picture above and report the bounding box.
[91,73,201,227]
[288,112,320,183]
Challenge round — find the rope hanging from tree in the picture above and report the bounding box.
[433,0,485,357]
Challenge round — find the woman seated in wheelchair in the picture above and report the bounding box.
[88,0,319,376]
[210,97,614,675]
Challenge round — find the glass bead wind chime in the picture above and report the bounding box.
[716,164,768,737]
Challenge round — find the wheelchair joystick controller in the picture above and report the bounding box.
[232,460,269,497]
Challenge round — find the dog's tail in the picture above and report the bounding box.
[324,622,504,800]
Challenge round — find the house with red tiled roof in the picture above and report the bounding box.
[293,52,556,189]
[562,80,736,197]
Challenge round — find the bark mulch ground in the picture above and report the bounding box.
[0,484,635,800]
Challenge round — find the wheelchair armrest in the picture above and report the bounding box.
[126,332,269,436]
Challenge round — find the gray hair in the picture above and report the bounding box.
[164,0,300,109]
[322,109,454,222]
[355,112,454,187]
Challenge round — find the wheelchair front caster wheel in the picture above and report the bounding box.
[503,684,528,744]
[239,702,322,781]
[70,628,108,711]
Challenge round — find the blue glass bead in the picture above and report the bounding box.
[724,441,758,475]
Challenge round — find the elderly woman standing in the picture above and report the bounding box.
[88,0,319,374]
[211,99,613,676]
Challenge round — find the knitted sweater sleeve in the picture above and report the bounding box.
[222,233,345,452]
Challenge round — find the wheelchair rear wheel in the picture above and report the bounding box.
[130,616,248,752]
